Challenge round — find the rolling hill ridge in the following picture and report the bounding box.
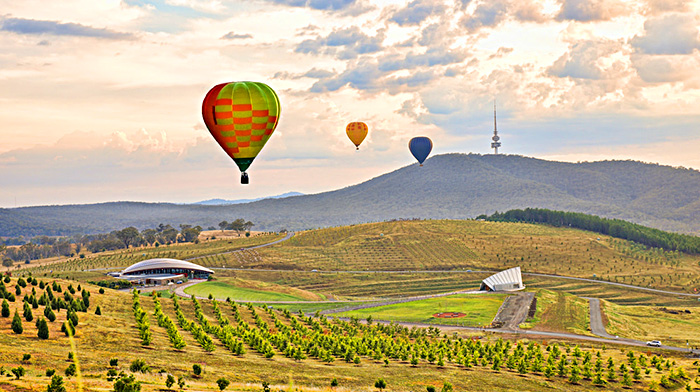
[2,153,700,236]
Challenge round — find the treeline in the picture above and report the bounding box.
[1,222,225,263]
[482,208,700,254]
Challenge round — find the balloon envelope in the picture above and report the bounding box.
[346,122,368,150]
[409,136,432,166]
[202,81,280,181]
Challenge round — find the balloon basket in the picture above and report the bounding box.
[241,172,249,185]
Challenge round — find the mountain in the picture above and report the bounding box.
[2,153,700,237]
[192,192,304,205]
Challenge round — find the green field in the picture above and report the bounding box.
[184,280,315,302]
[334,294,506,326]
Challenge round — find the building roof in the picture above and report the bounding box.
[122,258,214,275]
[481,266,524,291]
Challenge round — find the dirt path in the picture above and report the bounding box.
[492,291,534,330]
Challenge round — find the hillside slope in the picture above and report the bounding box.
[2,153,700,236]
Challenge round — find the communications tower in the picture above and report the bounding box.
[491,101,501,154]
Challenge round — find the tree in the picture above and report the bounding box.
[177,376,186,390]
[114,374,141,392]
[218,221,228,233]
[65,364,76,377]
[47,374,67,392]
[192,364,202,377]
[2,258,13,270]
[426,387,436,392]
[12,310,23,334]
[1,299,9,317]
[165,374,175,390]
[116,227,143,248]
[441,382,453,392]
[216,377,230,391]
[37,317,49,339]
[374,378,386,391]
[330,378,338,388]
[11,366,25,380]
[95,306,102,315]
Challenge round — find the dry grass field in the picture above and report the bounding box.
[2,276,699,392]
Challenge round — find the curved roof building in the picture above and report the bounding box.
[480,267,524,292]
[116,258,213,285]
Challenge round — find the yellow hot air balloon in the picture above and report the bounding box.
[346,122,368,150]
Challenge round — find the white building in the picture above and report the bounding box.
[112,258,214,286]
[480,267,524,291]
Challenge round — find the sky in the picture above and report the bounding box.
[0,0,699,207]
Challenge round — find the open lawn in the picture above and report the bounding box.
[519,289,591,336]
[603,300,700,348]
[334,294,506,327]
[184,279,321,302]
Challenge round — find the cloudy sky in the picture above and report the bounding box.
[1,0,699,207]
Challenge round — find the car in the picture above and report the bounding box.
[176,280,183,284]
[646,340,662,347]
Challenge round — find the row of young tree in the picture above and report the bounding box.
[482,208,700,254]
[1,219,253,263]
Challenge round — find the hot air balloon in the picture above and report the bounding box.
[409,136,432,166]
[346,122,368,150]
[202,81,280,184]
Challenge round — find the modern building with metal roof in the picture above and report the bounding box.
[114,258,213,285]
[480,267,524,292]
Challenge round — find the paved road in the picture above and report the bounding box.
[583,297,618,339]
[493,292,534,330]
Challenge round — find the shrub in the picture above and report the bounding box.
[65,364,76,377]
[1,299,10,317]
[192,364,202,376]
[165,374,175,390]
[110,358,119,367]
[47,374,66,392]
[330,378,338,387]
[22,354,31,362]
[11,366,25,380]
[46,369,56,377]
[441,382,453,392]
[178,376,186,390]
[130,359,148,373]
[374,378,386,391]
[95,306,102,315]
[99,287,105,294]
[114,374,141,392]
[427,387,436,392]
[217,377,230,391]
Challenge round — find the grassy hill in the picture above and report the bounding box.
[3,154,700,236]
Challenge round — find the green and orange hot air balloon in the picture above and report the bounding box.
[202,81,280,184]
[346,122,368,150]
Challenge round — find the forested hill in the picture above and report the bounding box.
[2,153,700,236]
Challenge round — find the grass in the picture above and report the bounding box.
[519,289,591,336]
[603,300,700,347]
[334,294,506,327]
[1,276,698,392]
[184,280,317,302]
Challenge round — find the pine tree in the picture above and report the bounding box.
[12,310,23,334]
[1,299,9,317]
[37,317,49,339]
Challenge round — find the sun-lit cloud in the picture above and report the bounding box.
[0,0,699,207]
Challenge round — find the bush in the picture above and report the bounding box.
[11,366,25,380]
[110,358,119,367]
[22,354,31,362]
[64,364,76,377]
[130,359,148,373]
[114,374,141,392]
[331,378,339,387]
[47,374,66,392]
[165,374,175,389]
[95,306,102,315]
[427,387,436,392]
[374,378,386,390]
[99,288,105,294]
[46,369,56,377]
[217,377,230,391]
[1,299,9,317]
[192,364,202,376]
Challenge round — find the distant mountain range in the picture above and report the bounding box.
[192,192,304,205]
[2,153,700,237]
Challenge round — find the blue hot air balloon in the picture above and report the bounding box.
[409,136,433,166]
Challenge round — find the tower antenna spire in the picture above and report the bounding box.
[491,100,501,154]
